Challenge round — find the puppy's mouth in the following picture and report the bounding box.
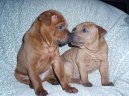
[70,41,84,47]
[57,34,70,47]
[68,33,84,47]
[57,40,69,47]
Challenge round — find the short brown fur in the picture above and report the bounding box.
[61,22,114,87]
[14,10,78,96]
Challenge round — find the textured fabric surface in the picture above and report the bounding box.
[0,0,129,96]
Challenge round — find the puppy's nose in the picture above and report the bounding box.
[68,33,75,43]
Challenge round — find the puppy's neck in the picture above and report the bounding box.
[29,19,41,33]
[42,42,57,53]
[77,40,100,60]
[83,39,100,52]
[48,46,56,53]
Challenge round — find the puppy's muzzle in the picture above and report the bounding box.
[68,33,75,43]
[58,30,71,47]
[68,33,80,43]
[68,32,83,47]
[68,33,77,47]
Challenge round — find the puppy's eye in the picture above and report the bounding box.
[58,24,64,31]
[82,28,88,33]
[58,25,63,29]
[58,24,64,30]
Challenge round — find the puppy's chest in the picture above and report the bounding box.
[40,44,57,55]
[83,52,104,72]
[37,56,53,73]
[37,47,57,72]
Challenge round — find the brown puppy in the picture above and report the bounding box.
[61,22,114,87]
[14,10,78,96]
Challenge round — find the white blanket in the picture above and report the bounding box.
[0,0,129,96]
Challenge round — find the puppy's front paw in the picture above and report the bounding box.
[83,82,93,87]
[102,82,114,86]
[65,87,78,93]
[35,89,48,96]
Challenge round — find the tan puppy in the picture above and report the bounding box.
[14,10,78,96]
[61,22,114,87]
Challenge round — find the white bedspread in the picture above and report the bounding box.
[0,0,129,96]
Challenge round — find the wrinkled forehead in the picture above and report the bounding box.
[55,14,67,26]
[77,22,98,32]
[77,22,96,28]
[43,10,66,24]
[51,10,66,23]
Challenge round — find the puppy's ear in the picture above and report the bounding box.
[97,26,107,38]
[38,11,58,26]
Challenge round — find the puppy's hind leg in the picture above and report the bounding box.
[15,69,36,89]
[14,69,31,85]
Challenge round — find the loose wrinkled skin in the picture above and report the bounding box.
[14,10,78,96]
[61,22,114,87]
